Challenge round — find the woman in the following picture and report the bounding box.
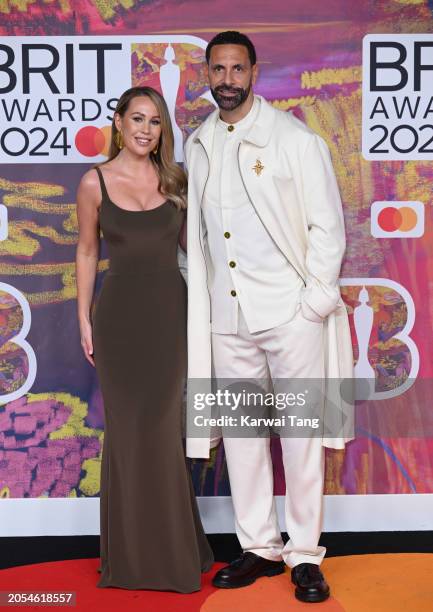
[75,86,213,591]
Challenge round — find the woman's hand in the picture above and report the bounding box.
[80,318,95,366]
[76,168,101,368]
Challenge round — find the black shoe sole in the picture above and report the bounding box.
[294,588,330,603]
[212,564,286,589]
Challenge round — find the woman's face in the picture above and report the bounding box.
[115,95,162,156]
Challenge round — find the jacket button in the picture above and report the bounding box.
[227,125,234,132]
[231,290,237,297]
[224,232,231,239]
[229,261,236,268]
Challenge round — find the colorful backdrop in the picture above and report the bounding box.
[0,0,432,517]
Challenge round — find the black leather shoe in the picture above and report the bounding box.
[291,563,330,603]
[212,552,285,588]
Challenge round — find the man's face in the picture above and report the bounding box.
[208,44,257,111]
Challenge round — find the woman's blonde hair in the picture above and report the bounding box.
[102,86,187,210]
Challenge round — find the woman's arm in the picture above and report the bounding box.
[75,169,101,366]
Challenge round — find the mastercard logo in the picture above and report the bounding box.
[371,201,424,238]
[75,126,112,157]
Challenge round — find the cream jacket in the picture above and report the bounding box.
[184,95,354,458]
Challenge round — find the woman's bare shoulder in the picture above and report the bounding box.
[77,168,102,207]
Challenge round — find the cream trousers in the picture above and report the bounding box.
[211,306,326,567]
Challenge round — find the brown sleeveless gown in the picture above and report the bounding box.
[92,167,213,592]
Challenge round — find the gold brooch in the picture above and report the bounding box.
[252,159,264,176]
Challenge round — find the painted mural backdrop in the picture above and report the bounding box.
[0,0,432,501]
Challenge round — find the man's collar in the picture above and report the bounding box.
[193,95,276,153]
[193,106,219,154]
[216,95,258,131]
[242,96,275,148]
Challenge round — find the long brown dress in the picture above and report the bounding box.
[92,167,213,592]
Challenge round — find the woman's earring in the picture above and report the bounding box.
[152,143,159,155]
[115,131,123,149]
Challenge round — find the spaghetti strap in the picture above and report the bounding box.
[95,167,109,203]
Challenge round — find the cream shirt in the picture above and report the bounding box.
[202,96,304,334]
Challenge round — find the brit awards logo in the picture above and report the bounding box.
[363,34,433,160]
[0,36,213,163]
[340,278,419,400]
[0,207,37,405]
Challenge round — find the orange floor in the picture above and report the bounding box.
[0,554,432,611]
[203,554,433,611]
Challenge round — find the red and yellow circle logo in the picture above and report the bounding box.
[377,206,418,232]
[75,126,112,157]
[371,201,424,238]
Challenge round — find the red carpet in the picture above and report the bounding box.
[0,559,225,611]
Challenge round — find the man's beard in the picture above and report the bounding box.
[211,81,252,111]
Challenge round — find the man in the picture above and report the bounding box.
[184,31,353,603]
